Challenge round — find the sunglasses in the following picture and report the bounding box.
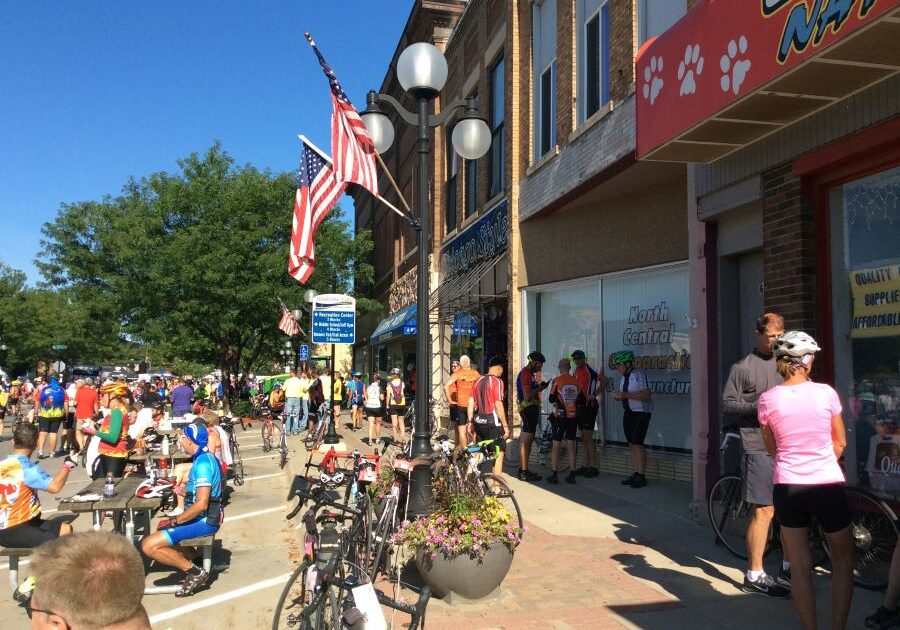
[25,600,71,628]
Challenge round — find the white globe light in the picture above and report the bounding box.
[452,117,492,160]
[361,111,395,155]
[396,43,448,94]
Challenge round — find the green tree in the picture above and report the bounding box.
[39,143,375,410]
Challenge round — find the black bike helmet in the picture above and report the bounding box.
[527,351,546,364]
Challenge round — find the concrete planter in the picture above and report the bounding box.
[414,542,515,600]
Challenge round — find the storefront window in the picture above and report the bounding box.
[830,166,900,499]
[522,264,691,452]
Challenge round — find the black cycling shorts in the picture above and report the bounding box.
[519,406,540,434]
[364,407,381,418]
[550,415,578,441]
[576,405,598,431]
[0,516,67,548]
[91,454,128,480]
[64,412,75,430]
[473,421,505,451]
[773,483,851,534]
[623,410,651,445]
[449,405,468,427]
[389,405,405,417]
[38,416,63,433]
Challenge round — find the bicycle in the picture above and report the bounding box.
[220,416,245,486]
[533,412,571,472]
[274,476,430,630]
[708,457,898,589]
[433,436,524,531]
[304,402,331,451]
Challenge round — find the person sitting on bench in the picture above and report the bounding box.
[141,424,223,597]
[0,424,77,548]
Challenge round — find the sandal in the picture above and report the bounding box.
[175,569,209,597]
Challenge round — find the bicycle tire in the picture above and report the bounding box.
[262,422,273,453]
[230,441,245,486]
[280,443,288,470]
[707,474,773,560]
[272,558,340,630]
[481,473,524,532]
[369,494,397,581]
[272,559,308,630]
[821,486,898,590]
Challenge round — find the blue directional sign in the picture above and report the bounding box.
[311,294,356,345]
[298,344,309,361]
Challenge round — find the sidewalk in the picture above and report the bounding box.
[326,421,884,629]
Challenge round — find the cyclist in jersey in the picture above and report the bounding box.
[36,377,68,459]
[347,372,365,432]
[611,350,652,489]
[83,382,132,479]
[363,373,384,445]
[759,331,852,629]
[332,370,344,426]
[0,424,77,548]
[547,358,585,484]
[516,351,547,482]
[467,356,510,478]
[141,423,223,597]
[572,350,608,478]
[444,355,480,447]
[443,359,460,438]
[386,368,406,445]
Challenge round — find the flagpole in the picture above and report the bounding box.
[298,134,413,225]
[373,150,413,215]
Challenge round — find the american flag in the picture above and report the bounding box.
[278,305,300,336]
[307,34,379,196]
[288,139,346,284]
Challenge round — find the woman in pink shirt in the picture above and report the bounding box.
[759,331,852,630]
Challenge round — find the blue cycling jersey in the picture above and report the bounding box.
[185,451,222,514]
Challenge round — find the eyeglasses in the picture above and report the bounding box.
[24,600,71,628]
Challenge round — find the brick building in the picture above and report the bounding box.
[635,1,900,504]
[512,0,695,483]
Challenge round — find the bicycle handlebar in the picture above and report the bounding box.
[285,477,361,521]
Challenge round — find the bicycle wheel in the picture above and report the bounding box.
[481,473,524,531]
[280,439,288,470]
[822,487,898,590]
[261,422,273,453]
[272,559,311,630]
[708,474,765,560]
[369,494,397,581]
[232,443,245,486]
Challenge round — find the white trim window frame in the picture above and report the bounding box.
[637,0,687,49]
[578,0,611,123]
[532,0,557,161]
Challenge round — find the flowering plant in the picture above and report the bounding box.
[392,466,524,558]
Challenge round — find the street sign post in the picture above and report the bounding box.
[311,294,356,345]
[52,360,66,373]
[298,344,309,361]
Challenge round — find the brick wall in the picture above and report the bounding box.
[761,161,817,332]
[610,0,635,103]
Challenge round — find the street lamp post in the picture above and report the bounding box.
[361,42,491,517]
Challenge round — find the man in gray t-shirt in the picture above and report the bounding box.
[722,312,790,598]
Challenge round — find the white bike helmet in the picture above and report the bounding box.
[135,478,175,498]
[773,330,821,359]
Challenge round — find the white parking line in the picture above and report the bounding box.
[147,572,292,624]
[240,454,274,462]
[223,505,285,523]
[241,472,283,482]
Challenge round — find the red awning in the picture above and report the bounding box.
[636,0,900,163]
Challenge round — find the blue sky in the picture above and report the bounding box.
[0,1,409,284]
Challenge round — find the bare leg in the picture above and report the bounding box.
[882,541,900,611]
[747,505,774,572]
[551,441,560,472]
[519,432,535,471]
[631,444,647,474]
[36,430,48,455]
[566,439,577,471]
[142,532,193,572]
[390,414,400,443]
[493,451,504,478]
[824,526,854,629]
[455,423,468,448]
[581,429,596,469]
[47,429,58,454]
[781,526,816,630]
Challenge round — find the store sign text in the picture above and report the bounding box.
[764,0,879,64]
[440,200,508,280]
[849,264,900,339]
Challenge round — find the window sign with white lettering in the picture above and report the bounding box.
[602,265,691,451]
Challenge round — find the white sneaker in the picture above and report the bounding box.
[166,507,185,517]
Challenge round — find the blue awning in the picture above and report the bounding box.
[452,314,478,337]
[370,303,417,345]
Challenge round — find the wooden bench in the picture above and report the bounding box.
[1,547,33,593]
[144,533,216,595]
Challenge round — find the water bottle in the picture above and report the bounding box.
[146,457,155,483]
[103,473,115,498]
[162,435,170,456]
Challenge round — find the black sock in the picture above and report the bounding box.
[186,564,203,577]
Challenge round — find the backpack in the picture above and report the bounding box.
[390,382,403,405]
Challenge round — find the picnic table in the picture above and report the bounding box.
[58,476,163,543]
[127,451,191,465]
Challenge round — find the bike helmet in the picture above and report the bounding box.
[571,350,586,359]
[135,478,175,498]
[99,382,130,397]
[406,363,415,371]
[611,350,635,365]
[390,367,401,375]
[319,470,345,488]
[773,331,821,359]
[151,401,165,411]
[527,351,546,363]
[142,427,160,442]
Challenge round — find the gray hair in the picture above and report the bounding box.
[459,355,471,368]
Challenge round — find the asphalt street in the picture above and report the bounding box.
[0,418,302,630]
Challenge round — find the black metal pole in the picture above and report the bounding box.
[324,342,338,444]
[408,94,433,518]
